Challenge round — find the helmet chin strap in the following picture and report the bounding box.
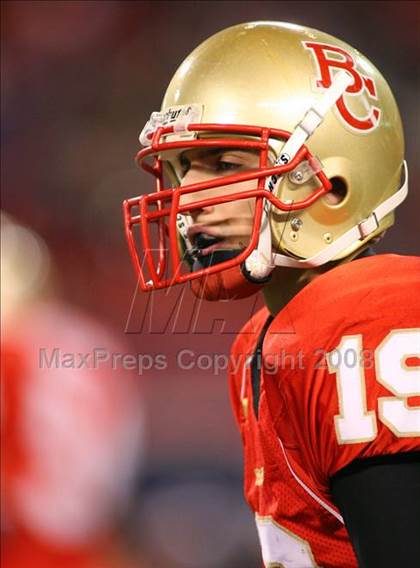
[245,71,408,276]
[271,160,408,268]
[245,69,354,279]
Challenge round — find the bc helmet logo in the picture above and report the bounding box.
[303,41,381,133]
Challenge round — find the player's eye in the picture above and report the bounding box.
[179,152,245,179]
[215,159,241,173]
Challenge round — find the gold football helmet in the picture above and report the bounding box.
[124,21,407,295]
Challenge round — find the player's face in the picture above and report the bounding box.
[179,148,260,253]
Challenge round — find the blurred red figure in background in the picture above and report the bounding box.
[1,214,145,568]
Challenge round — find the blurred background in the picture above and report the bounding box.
[1,1,419,567]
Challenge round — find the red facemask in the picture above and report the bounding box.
[123,122,331,298]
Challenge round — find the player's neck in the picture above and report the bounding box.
[263,247,375,315]
[262,266,325,316]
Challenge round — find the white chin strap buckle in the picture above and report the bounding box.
[244,249,274,281]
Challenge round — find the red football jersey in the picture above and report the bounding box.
[1,302,144,568]
[229,254,420,568]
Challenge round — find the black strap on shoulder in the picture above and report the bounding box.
[355,246,376,259]
[250,315,274,418]
[331,452,420,568]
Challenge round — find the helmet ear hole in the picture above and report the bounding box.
[325,176,347,206]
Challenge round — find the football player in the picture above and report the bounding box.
[124,22,420,568]
[1,214,144,568]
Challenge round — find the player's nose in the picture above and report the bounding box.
[179,171,218,215]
